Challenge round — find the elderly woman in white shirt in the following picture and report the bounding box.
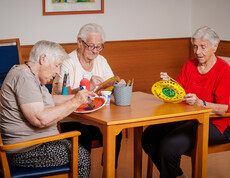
[52,23,114,94]
[52,23,123,170]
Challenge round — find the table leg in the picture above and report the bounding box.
[134,127,143,178]
[195,113,209,178]
[103,126,116,178]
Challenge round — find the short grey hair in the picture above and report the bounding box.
[77,23,105,43]
[28,40,68,63]
[191,26,220,46]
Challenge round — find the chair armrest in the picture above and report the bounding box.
[209,113,230,118]
[0,131,81,151]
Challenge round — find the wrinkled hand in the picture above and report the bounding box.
[182,93,202,106]
[118,79,126,85]
[160,72,170,81]
[73,89,96,106]
[90,75,104,91]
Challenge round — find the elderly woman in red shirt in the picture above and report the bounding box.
[141,26,230,178]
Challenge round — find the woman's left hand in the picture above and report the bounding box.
[182,93,203,106]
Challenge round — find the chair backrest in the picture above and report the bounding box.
[0,130,11,177]
[0,38,22,89]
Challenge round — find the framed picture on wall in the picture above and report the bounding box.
[43,0,104,15]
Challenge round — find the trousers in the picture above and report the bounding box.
[61,121,122,169]
[141,120,230,178]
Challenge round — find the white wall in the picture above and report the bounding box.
[191,0,230,40]
[1,1,230,45]
[0,0,191,45]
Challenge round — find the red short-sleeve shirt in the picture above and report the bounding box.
[177,57,230,134]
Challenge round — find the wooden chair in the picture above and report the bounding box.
[0,38,23,89]
[0,131,81,178]
[146,113,230,178]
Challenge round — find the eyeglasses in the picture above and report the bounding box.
[82,40,104,51]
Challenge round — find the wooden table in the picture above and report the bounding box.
[70,92,212,178]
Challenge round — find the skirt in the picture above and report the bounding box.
[7,139,91,178]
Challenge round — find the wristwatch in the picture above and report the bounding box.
[202,100,207,107]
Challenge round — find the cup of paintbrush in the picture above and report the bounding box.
[114,78,133,106]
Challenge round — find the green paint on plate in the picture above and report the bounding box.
[162,87,175,97]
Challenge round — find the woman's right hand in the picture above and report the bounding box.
[73,89,96,106]
[160,72,170,81]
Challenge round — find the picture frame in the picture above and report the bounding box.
[43,0,104,16]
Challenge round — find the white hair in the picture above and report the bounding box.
[191,26,220,46]
[77,23,105,43]
[28,40,68,63]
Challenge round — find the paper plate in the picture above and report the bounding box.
[151,80,186,103]
[75,96,106,113]
[95,76,120,94]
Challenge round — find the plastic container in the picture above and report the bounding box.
[114,84,133,106]
[62,73,71,95]
[101,91,112,105]
[80,74,90,91]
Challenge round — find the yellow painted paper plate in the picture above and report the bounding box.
[151,80,186,103]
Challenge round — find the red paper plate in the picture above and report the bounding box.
[74,97,106,113]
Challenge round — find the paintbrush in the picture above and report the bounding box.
[88,96,95,110]
[126,80,131,86]
[168,76,178,83]
[80,84,95,110]
[131,78,134,86]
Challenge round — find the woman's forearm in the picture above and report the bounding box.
[204,102,228,116]
[52,95,74,105]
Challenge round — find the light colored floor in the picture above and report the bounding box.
[90,128,230,178]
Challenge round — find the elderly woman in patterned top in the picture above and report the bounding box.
[0,40,95,177]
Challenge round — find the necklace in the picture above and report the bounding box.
[25,62,35,76]
[25,62,42,86]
